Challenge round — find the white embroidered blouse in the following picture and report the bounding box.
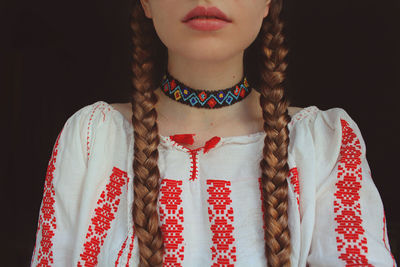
[31,101,396,267]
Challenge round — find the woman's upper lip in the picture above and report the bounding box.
[182,6,232,22]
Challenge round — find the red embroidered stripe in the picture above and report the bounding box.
[169,135,221,181]
[288,106,319,127]
[87,104,101,159]
[125,229,135,267]
[115,236,128,266]
[115,175,133,266]
[78,167,128,267]
[188,149,201,181]
[168,136,201,181]
[334,119,372,266]
[288,167,300,213]
[382,213,396,267]
[35,129,63,266]
[86,103,111,159]
[159,179,185,266]
[207,179,237,266]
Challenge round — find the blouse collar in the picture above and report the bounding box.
[105,101,319,153]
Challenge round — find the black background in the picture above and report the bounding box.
[1,0,399,265]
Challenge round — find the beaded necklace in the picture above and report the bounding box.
[160,70,252,109]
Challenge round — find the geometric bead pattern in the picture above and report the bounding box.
[206,180,237,266]
[333,119,372,266]
[35,128,64,266]
[77,167,128,267]
[161,71,251,109]
[159,179,185,266]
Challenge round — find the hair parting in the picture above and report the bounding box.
[129,0,291,266]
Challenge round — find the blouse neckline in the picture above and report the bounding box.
[103,100,318,151]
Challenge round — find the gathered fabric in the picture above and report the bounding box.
[31,101,396,267]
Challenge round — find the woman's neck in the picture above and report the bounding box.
[154,86,264,137]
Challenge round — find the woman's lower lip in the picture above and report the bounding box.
[184,18,230,31]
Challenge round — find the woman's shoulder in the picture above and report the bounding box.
[288,105,364,146]
[288,105,367,171]
[63,101,133,160]
[69,100,130,127]
[287,105,359,130]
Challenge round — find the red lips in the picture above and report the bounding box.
[182,6,231,22]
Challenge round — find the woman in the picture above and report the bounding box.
[31,0,396,266]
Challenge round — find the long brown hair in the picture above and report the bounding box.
[129,0,291,266]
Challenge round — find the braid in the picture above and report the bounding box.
[130,2,166,266]
[130,0,291,266]
[257,0,292,266]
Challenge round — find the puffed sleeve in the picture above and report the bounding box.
[305,108,396,266]
[30,103,95,266]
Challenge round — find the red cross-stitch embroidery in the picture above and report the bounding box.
[207,179,237,266]
[78,167,128,267]
[114,229,135,267]
[87,102,111,160]
[125,229,136,267]
[159,179,185,266]
[87,103,101,159]
[333,119,372,266]
[114,176,134,267]
[288,106,319,127]
[169,134,201,181]
[188,149,201,181]
[288,167,300,213]
[115,236,128,266]
[34,128,63,266]
[382,213,396,267]
[169,134,221,181]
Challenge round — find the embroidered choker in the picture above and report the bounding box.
[160,70,252,109]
